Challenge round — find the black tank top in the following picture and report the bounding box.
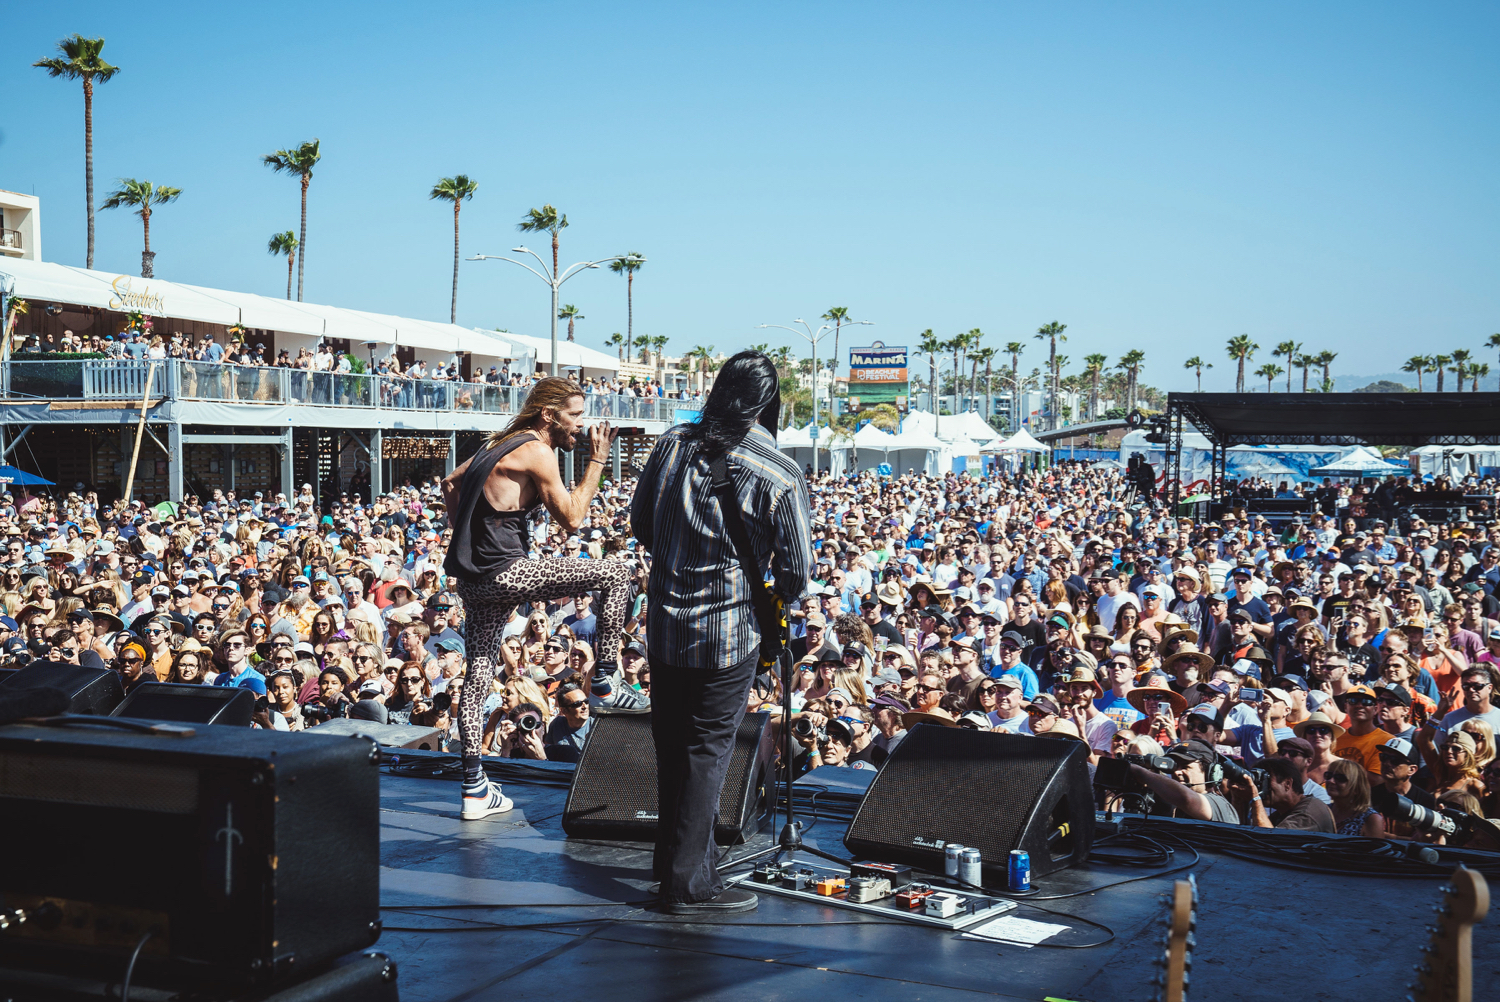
[444,432,541,583]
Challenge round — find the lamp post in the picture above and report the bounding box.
[469,251,641,377]
[993,371,1043,434]
[757,318,872,478]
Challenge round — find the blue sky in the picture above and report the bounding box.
[3,2,1497,389]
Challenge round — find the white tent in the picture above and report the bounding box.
[497,332,620,378]
[777,425,849,475]
[992,428,1050,453]
[901,409,1002,448]
[1310,447,1408,477]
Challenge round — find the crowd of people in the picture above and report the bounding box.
[3,426,1499,840]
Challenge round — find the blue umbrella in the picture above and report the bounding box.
[0,465,54,486]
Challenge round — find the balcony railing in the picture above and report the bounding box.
[0,229,20,251]
[0,359,678,422]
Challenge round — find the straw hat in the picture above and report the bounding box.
[1163,646,1214,674]
[901,708,959,729]
[1292,711,1346,740]
[1044,719,1087,742]
[1060,663,1104,696]
[1127,685,1188,715]
[876,580,904,606]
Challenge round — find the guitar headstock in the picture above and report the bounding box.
[1409,866,1489,1002]
[1156,873,1197,1002]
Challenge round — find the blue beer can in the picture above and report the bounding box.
[1008,850,1031,892]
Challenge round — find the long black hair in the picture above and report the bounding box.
[682,350,780,458]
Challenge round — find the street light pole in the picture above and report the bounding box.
[469,251,642,377]
[757,318,872,479]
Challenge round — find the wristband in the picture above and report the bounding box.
[588,458,605,466]
[1251,794,1262,803]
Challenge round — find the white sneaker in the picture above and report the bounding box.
[461,781,515,820]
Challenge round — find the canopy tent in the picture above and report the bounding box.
[900,409,1002,448]
[777,425,850,475]
[0,257,528,365]
[499,332,620,377]
[992,428,1050,453]
[1091,459,1125,470]
[0,465,54,486]
[1309,446,1408,477]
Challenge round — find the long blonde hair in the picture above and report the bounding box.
[485,376,583,448]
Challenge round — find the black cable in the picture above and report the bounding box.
[119,930,153,1002]
[1016,901,1117,949]
[383,901,657,910]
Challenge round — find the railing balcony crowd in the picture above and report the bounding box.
[0,359,682,423]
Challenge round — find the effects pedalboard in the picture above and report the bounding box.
[731,860,1016,930]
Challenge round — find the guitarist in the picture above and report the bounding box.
[631,351,813,916]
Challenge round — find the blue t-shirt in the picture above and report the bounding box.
[1233,723,1294,766]
[1095,692,1145,730]
[214,665,267,696]
[563,612,598,652]
[990,663,1039,700]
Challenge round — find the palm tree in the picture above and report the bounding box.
[558,304,584,342]
[1313,350,1338,391]
[605,332,624,360]
[1226,335,1258,392]
[962,328,985,412]
[1118,350,1146,412]
[1487,334,1500,388]
[1274,340,1302,392]
[429,174,477,323]
[685,345,716,394]
[267,231,298,300]
[518,203,568,282]
[1004,341,1025,427]
[609,252,645,360]
[1254,363,1284,393]
[916,330,941,415]
[1082,354,1108,419]
[649,335,669,367]
[1182,355,1211,392]
[1034,322,1067,429]
[1450,349,1472,390]
[821,307,853,418]
[34,35,120,270]
[1295,352,1314,393]
[100,179,181,278]
[1402,355,1432,391]
[1433,354,1453,392]
[1471,363,1490,391]
[972,347,997,419]
[262,140,321,301]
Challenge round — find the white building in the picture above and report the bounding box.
[0,190,41,261]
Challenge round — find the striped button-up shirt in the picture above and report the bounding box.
[631,423,813,669]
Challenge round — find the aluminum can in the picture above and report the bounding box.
[1008,849,1031,892]
[944,843,964,877]
[959,847,982,887]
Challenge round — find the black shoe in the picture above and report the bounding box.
[662,888,759,915]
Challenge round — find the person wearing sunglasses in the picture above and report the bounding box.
[543,682,593,763]
[1329,683,1393,784]
[115,641,154,694]
[211,629,266,696]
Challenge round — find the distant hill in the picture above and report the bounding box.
[1333,371,1500,392]
[1353,380,1410,393]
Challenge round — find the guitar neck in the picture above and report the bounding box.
[1413,866,1489,1002]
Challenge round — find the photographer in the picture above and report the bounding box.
[491,702,549,760]
[817,717,878,771]
[1238,755,1335,831]
[301,668,352,726]
[1127,738,1241,824]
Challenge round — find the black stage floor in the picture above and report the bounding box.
[376,761,1499,1002]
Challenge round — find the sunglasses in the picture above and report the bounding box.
[1462,682,1493,692]
[1303,726,1333,737]
[1343,696,1376,707]
[562,699,588,710]
[915,684,943,693]
[383,667,399,675]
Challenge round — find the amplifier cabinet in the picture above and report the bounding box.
[0,721,381,992]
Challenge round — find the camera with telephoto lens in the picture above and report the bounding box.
[514,708,544,733]
[301,701,332,723]
[1217,755,1269,794]
[1370,788,1500,850]
[792,716,826,743]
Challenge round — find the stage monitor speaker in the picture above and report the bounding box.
[0,720,381,994]
[562,709,773,845]
[308,717,447,750]
[110,682,256,727]
[844,726,1094,882]
[0,662,123,716]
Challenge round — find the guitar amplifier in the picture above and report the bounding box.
[0,718,382,993]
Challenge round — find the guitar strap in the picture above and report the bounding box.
[708,454,785,664]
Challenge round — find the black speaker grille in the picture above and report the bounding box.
[563,710,769,843]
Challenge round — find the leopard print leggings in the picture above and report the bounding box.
[455,557,632,759]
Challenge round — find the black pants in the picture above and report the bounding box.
[649,651,757,904]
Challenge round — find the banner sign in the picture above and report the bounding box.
[849,342,909,407]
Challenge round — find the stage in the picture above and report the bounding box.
[375,758,1499,1002]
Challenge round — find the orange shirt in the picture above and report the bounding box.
[1419,653,1463,698]
[1335,727,1393,774]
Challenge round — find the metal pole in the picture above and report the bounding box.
[550,278,559,377]
[811,327,819,479]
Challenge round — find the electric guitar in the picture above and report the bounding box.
[1409,866,1489,1002]
[1156,874,1197,1002]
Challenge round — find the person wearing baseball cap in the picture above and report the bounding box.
[1123,737,1242,825]
[1332,683,1393,779]
[1373,737,1436,838]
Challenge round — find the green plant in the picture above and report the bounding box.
[609,253,645,359]
[101,178,181,278]
[268,231,298,301]
[343,353,367,374]
[263,139,322,301]
[34,34,120,269]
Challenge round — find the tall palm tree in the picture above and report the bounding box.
[1084,354,1109,419]
[262,139,321,301]
[34,34,120,270]
[609,252,645,360]
[429,174,477,323]
[1313,350,1338,391]
[1003,341,1025,427]
[685,345,716,394]
[649,334,669,367]
[1034,322,1067,429]
[1182,355,1211,392]
[1295,352,1314,393]
[1226,335,1258,392]
[1487,334,1500,388]
[1118,350,1146,412]
[918,330,942,415]
[100,179,181,278]
[1274,340,1301,392]
[1402,355,1432,391]
[605,332,624,360]
[1450,349,1472,390]
[558,304,584,342]
[1255,363,1284,393]
[267,231,298,300]
[972,347,996,419]
[821,307,852,418]
[1433,354,1453,392]
[518,203,567,280]
[1471,363,1490,391]
[961,328,985,412]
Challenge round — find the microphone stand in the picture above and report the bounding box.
[729,638,850,872]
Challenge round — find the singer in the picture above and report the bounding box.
[442,376,632,821]
[630,351,813,914]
